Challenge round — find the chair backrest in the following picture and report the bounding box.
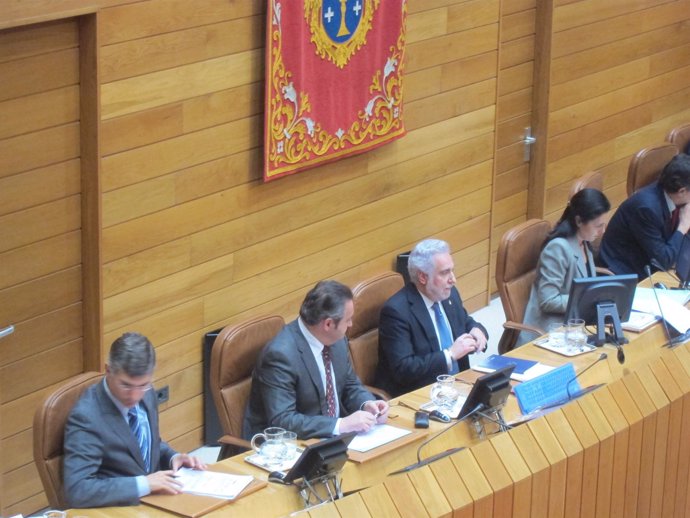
[627,143,679,196]
[209,315,284,442]
[347,272,404,388]
[569,170,603,199]
[33,371,103,509]
[667,122,690,154]
[496,219,551,325]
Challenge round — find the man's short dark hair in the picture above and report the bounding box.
[299,280,353,326]
[660,153,690,193]
[108,332,156,377]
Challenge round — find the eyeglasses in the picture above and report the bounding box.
[115,380,153,393]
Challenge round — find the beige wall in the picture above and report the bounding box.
[1,0,690,515]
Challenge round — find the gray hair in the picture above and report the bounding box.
[408,239,451,283]
[299,280,353,326]
[108,332,156,377]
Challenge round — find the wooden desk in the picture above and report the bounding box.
[69,286,690,517]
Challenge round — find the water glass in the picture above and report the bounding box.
[250,426,287,466]
[281,430,298,461]
[548,323,566,348]
[430,374,459,410]
[566,318,587,352]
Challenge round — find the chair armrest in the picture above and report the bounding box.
[218,435,251,450]
[503,321,544,337]
[363,384,391,402]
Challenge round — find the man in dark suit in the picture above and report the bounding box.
[376,239,488,397]
[600,153,690,277]
[243,280,389,440]
[63,333,205,508]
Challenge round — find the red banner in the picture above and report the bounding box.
[264,0,407,181]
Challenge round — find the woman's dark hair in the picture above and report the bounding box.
[544,188,610,248]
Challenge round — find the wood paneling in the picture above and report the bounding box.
[1,0,689,515]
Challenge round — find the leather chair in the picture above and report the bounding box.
[569,170,603,199]
[347,272,405,401]
[626,143,678,196]
[667,122,690,154]
[495,219,551,354]
[209,314,284,460]
[33,371,103,509]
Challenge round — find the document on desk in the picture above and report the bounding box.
[175,468,254,500]
[632,288,690,333]
[348,424,411,453]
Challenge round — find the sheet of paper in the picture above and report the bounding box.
[175,468,253,500]
[632,288,690,332]
[348,424,411,453]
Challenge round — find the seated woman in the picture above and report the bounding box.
[517,188,611,346]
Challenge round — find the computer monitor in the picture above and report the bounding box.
[281,432,356,483]
[676,234,690,288]
[457,364,515,419]
[564,273,638,346]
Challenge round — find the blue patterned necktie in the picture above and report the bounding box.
[433,302,458,374]
[128,406,151,472]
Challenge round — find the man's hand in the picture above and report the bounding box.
[171,453,207,473]
[469,327,487,352]
[147,470,183,495]
[339,410,377,434]
[362,400,389,424]
[449,333,478,360]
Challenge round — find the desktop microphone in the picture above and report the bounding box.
[645,264,678,347]
[388,404,484,475]
[565,352,608,400]
[650,257,681,285]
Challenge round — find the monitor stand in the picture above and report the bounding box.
[589,302,628,347]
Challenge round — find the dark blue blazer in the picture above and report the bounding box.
[600,182,684,277]
[375,284,487,397]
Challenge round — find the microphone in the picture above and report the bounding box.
[645,264,678,347]
[389,403,484,475]
[566,352,608,400]
[650,257,681,284]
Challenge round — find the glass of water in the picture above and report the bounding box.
[566,318,587,352]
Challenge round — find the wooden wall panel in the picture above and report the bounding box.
[534,0,690,222]
[0,17,84,515]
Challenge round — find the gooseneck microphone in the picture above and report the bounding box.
[645,264,678,347]
[650,257,681,284]
[566,352,608,400]
[389,404,484,475]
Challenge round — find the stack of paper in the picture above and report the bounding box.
[473,354,554,382]
[174,468,254,500]
[632,288,690,333]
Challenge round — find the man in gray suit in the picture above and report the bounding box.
[243,280,389,440]
[63,332,206,508]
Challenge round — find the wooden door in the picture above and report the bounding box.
[0,16,100,516]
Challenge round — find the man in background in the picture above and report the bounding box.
[376,238,488,397]
[64,332,206,508]
[600,153,690,277]
[243,280,388,439]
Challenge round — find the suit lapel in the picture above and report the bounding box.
[96,382,147,471]
[407,285,440,347]
[441,290,460,340]
[293,323,326,403]
[568,235,588,277]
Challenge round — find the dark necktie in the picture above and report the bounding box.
[321,347,337,417]
[433,302,458,374]
[128,406,151,472]
[671,206,680,232]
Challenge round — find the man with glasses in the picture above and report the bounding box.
[64,332,206,508]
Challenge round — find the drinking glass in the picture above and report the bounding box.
[566,318,587,352]
[430,374,459,410]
